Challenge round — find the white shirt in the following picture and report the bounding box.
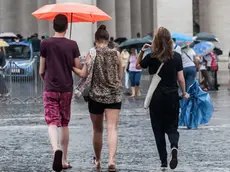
[181,48,196,68]
[173,43,182,55]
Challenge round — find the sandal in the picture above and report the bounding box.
[52,150,63,172]
[108,164,116,172]
[62,163,72,169]
[93,157,101,170]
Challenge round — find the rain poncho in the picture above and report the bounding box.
[179,81,214,129]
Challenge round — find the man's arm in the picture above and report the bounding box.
[73,42,81,69]
[74,57,81,69]
[39,57,45,80]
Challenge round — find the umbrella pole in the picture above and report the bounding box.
[70,13,73,39]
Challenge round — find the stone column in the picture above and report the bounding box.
[97,0,116,38]
[141,0,153,36]
[131,0,142,37]
[37,0,50,38]
[153,0,158,33]
[19,0,38,38]
[56,0,95,55]
[155,0,193,36]
[200,0,230,56]
[48,0,56,37]
[199,0,209,32]
[0,0,19,33]
[115,0,131,39]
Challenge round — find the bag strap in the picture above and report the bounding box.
[174,44,178,50]
[89,47,96,86]
[156,63,164,75]
[184,52,194,63]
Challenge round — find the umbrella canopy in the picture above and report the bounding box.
[143,35,153,41]
[114,37,127,44]
[193,42,215,56]
[0,32,17,38]
[32,3,111,38]
[213,47,223,56]
[171,32,193,45]
[179,81,214,129]
[119,38,151,49]
[32,3,112,23]
[194,32,218,42]
[0,40,9,47]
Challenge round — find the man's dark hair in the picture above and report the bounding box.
[53,14,68,33]
[137,32,141,38]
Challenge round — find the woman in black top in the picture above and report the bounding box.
[136,27,189,170]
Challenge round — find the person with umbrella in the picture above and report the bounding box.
[193,42,215,91]
[181,45,200,91]
[39,14,81,171]
[127,48,142,97]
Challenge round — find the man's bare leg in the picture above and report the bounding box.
[48,125,62,171]
[48,125,59,152]
[60,127,69,167]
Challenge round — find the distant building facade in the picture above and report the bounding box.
[0,0,229,55]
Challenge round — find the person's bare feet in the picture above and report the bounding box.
[93,157,101,170]
[108,164,116,172]
[108,159,116,171]
[62,161,72,169]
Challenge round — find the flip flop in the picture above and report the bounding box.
[62,163,72,169]
[93,157,101,170]
[52,150,63,172]
[108,164,116,172]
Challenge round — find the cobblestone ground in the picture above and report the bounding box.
[0,84,230,172]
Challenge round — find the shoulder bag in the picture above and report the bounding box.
[74,48,96,102]
[144,63,164,109]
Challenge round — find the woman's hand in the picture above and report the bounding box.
[141,44,151,52]
[182,92,190,99]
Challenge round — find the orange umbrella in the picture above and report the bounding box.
[32,3,112,37]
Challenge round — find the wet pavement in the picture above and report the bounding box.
[0,84,230,172]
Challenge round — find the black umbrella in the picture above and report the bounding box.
[119,38,151,49]
[194,32,218,42]
[213,47,223,56]
[114,37,127,44]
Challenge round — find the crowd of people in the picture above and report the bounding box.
[0,12,230,172]
[119,36,225,97]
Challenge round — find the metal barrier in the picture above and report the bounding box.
[0,56,43,104]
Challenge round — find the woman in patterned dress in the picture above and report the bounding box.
[73,25,123,171]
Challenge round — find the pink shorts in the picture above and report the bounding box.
[43,92,72,127]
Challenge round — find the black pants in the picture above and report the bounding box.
[149,88,180,164]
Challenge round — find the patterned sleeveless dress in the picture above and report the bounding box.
[89,46,122,104]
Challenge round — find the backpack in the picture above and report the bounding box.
[210,53,218,71]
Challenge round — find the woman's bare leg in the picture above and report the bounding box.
[105,109,120,166]
[90,114,104,168]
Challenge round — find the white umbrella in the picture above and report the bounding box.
[0,32,17,38]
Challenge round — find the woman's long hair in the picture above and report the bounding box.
[151,27,173,62]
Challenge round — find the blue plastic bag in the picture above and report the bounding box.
[179,80,214,129]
